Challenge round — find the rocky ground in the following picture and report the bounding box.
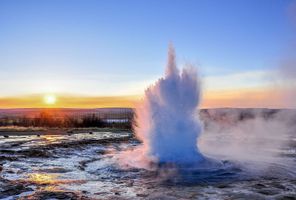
[0,131,295,200]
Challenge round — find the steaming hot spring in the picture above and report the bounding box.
[1,47,296,199]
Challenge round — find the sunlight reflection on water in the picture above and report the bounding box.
[28,173,59,185]
[26,173,86,185]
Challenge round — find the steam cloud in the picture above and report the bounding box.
[117,46,294,178]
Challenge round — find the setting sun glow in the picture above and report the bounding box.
[44,95,57,105]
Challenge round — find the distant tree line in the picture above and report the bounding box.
[0,111,132,129]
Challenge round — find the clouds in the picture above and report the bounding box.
[200,70,285,108]
[0,71,155,97]
[203,70,274,91]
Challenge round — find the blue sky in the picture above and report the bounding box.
[0,0,295,106]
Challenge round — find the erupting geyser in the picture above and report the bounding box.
[134,45,205,165]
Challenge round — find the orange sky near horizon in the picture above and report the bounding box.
[0,95,139,109]
[0,86,292,109]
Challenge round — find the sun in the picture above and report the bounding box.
[44,94,57,105]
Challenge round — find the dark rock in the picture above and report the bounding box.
[216,183,231,188]
[136,193,149,197]
[111,189,121,196]
[78,158,101,171]
[0,155,18,162]
[20,149,51,158]
[37,167,71,173]
[275,195,296,200]
[0,182,33,199]
[230,193,265,200]
[6,169,14,174]
[253,183,266,189]
[94,191,109,195]
[257,188,279,196]
[271,182,286,190]
[19,190,91,200]
[126,180,134,187]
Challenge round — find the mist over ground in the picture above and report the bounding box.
[199,108,296,175]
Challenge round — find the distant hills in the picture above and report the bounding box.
[0,107,294,118]
[0,108,133,118]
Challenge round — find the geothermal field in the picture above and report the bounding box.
[0,49,296,199]
[0,109,296,199]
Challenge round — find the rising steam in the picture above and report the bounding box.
[118,46,294,180]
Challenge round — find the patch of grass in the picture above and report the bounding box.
[66,127,131,133]
[0,126,47,132]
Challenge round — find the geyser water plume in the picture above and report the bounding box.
[133,45,204,165]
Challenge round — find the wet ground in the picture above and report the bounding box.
[0,131,295,200]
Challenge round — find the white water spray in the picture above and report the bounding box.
[134,45,204,164]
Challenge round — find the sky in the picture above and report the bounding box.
[0,0,295,108]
